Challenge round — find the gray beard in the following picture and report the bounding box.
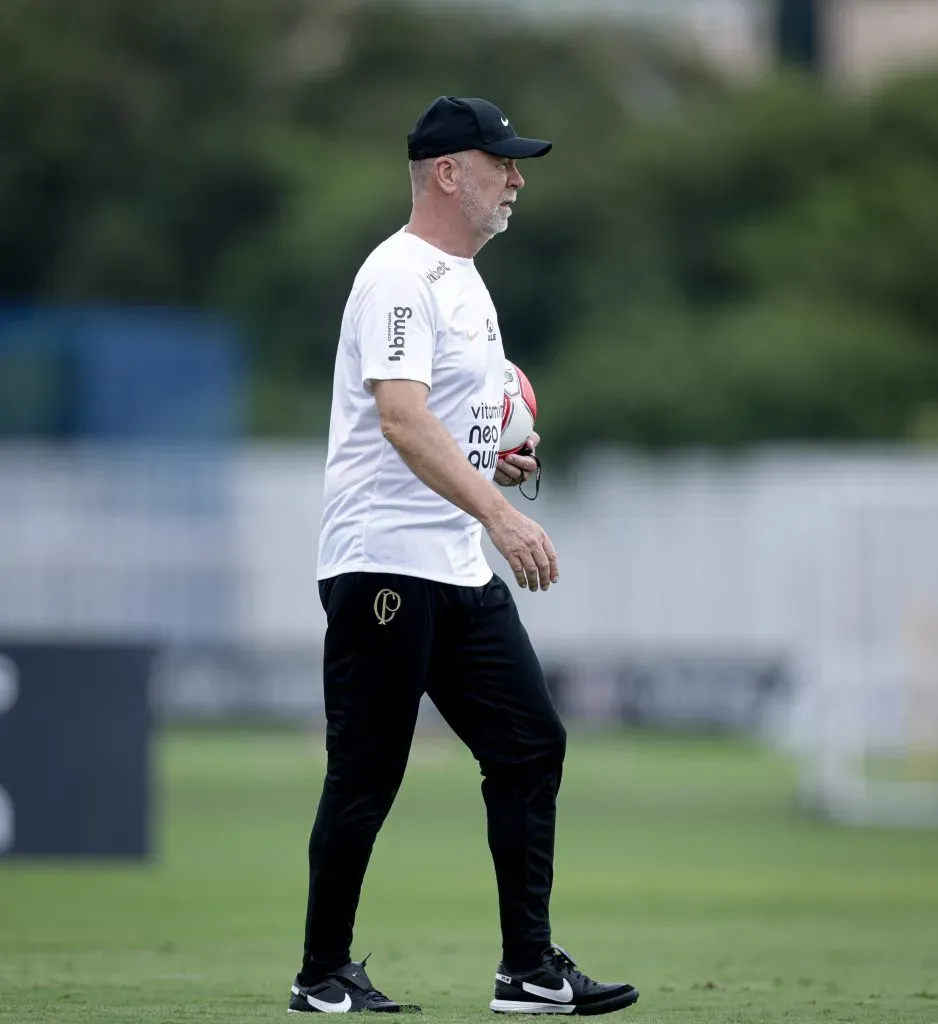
[460,184,509,236]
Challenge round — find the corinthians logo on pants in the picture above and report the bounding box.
[373,589,401,626]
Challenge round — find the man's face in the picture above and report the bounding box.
[458,151,525,237]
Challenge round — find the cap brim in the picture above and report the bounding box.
[481,137,553,159]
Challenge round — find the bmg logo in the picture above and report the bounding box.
[0,654,18,854]
[387,306,412,362]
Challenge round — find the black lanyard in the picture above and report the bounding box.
[517,450,541,501]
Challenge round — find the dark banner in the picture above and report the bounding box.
[146,642,791,737]
[546,652,791,734]
[0,643,154,858]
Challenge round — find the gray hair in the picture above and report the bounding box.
[409,151,472,200]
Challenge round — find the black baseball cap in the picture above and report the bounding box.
[407,96,553,161]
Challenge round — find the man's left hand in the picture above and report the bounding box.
[494,432,539,488]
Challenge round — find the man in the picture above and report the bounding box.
[288,96,639,1017]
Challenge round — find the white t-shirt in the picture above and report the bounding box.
[316,228,507,587]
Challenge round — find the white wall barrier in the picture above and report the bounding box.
[2,443,938,775]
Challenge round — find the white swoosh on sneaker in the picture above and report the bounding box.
[307,992,353,1012]
[521,979,574,1003]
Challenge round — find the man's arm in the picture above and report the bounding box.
[372,380,559,591]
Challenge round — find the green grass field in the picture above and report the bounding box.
[2,727,937,1023]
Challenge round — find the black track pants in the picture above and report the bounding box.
[302,571,567,976]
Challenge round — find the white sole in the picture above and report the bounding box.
[287,1010,351,1016]
[490,1000,576,1014]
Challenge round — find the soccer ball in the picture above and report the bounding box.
[499,359,537,457]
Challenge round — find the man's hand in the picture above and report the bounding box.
[494,432,539,488]
[485,501,559,593]
[370,385,556,589]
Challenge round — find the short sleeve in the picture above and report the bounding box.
[356,266,435,394]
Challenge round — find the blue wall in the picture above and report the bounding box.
[0,307,245,441]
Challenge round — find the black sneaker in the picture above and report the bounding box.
[490,944,639,1016]
[289,958,421,1014]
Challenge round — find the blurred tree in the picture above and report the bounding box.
[533,71,938,456]
[0,0,297,301]
[2,1,938,452]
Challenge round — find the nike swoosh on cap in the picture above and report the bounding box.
[521,979,574,1003]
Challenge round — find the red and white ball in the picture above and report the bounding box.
[499,359,537,456]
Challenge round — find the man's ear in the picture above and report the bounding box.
[435,155,461,195]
